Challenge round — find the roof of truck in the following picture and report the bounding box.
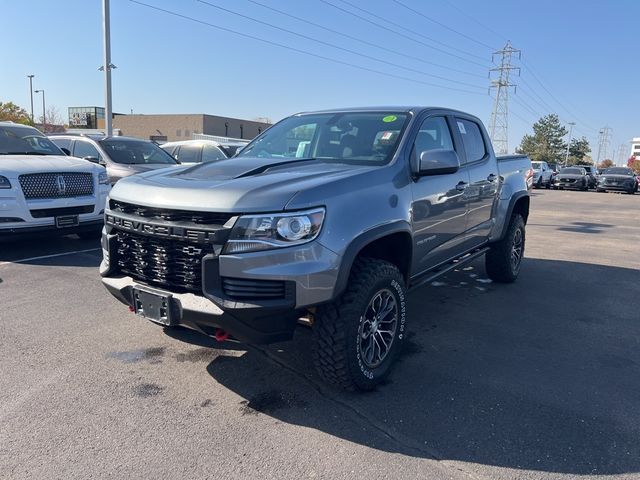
[294,106,478,118]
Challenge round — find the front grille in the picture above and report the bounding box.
[109,200,234,225]
[560,178,576,183]
[115,231,213,292]
[30,205,95,218]
[19,173,94,199]
[222,277,286,299]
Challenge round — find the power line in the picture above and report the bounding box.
[317,0,489,67]
[442,0,505,42]
[243,0,485,79]
[129,0,486,95]
[196,0,485,90]
[391,0,497,51]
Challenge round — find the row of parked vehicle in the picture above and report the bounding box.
[532,161,638,194]
[0,121,246,240]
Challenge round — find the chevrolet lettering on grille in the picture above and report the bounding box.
[106,214,221,244]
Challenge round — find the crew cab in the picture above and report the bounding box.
[100,107,531,391]
[0,122,110,239]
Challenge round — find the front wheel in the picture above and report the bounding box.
[313,258,407,391]
[485,214,525,283]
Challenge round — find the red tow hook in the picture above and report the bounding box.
[129,306,135,312]
[215,329,230,342]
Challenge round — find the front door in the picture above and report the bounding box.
[410,115,470,275]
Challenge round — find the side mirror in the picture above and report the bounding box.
[60,147,71,155]
[418,149,460,176]
[83,156,104,165]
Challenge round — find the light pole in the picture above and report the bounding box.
[35,89,46,132]
[27,75,35,123]
[102,0,114,136]
[564,122,575,165]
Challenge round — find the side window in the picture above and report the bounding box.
[176,145,200,163]
[412,116,453,159]
[455,118,486,163]
[51,138,71,152]
[73,140,101,160]
[201,144,227,162]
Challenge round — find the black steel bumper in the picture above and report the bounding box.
[101,273,300,345]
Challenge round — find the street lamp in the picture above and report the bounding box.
[34,89,46,132]
[564,122,576,165]
[27,75,35,123]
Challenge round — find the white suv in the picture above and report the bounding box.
[0,122,110,239]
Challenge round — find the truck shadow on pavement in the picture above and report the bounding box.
[0,235,101,266]
[170,257,640,476]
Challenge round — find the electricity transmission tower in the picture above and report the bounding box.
[489,41,520,154]
[596,126,612,164]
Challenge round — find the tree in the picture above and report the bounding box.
[0,101,32,125]
[628,158,640,174]
[516,114,568,164]
[598,159,614,169]
[38,105,66,132]
[566,136,591,165]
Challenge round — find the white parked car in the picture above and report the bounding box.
[160,140,241,165]
[0,122,110,239]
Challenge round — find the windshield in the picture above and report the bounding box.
[237,112,410,165]
[0,125,64,156]
[220,144,244,157]
[560,167,584,175]
[98,139,178,165]
[603,167,633,176]
[531,162,542,170]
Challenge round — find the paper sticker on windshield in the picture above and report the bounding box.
[382,115,398,123]
[380,131,394,141]
[457,121,467,134]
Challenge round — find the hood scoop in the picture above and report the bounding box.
[172,157,320,181]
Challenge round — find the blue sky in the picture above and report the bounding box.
[2,0,638,159]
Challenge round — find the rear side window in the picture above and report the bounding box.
[176,145,200,163]
[456,118,486,163]
[201,144,227,162]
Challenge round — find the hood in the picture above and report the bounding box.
[109,157,377,212]
[110,163,178,174]
[0,154,103,177]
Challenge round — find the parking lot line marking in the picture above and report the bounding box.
[0,248,102,266]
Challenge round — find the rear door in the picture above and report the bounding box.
[452,116,498,247]
[410,114,470,275]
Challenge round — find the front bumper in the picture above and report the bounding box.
[100,231,342,344]
[598,183,635,191]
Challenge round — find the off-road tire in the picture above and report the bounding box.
[312,258,407,391]
[485,214,525,283]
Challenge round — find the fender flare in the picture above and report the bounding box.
[333,221,413,298]
[498,191,530,240]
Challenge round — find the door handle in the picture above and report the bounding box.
[487,173,497,182]
[456,181,467,191]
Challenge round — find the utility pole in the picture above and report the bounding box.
[564,122,576,164]
[35,89,46,132]
[27,75,35,123]
[596,126,612,165]
[489,41,520,155]
[101,0,114,136]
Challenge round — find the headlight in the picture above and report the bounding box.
[0,176,11,189]
[98,172,109,185]
[223,207,325,254]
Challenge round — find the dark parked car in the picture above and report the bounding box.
[596,167,638,194]
[552,166,589,191]
[577,165,598,189]
[50,134,179,184]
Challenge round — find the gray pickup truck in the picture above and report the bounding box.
[100,107,531,390]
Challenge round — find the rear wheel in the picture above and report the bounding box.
[485,214,525,283]
[313,258,407,391]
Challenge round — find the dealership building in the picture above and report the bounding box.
[67,107,271,142]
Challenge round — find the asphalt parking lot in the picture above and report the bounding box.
[1,190,638,480]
